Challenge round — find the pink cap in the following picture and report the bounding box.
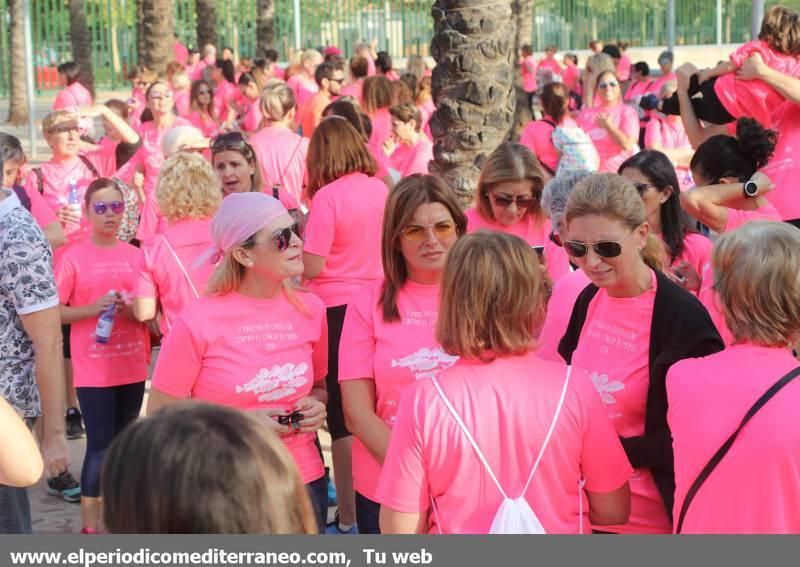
[198,192,288,266]
[324,46,343,57]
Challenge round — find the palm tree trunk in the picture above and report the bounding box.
[7,0,28,124]
[141,0,175,76]
[429,0,517,206]
[68,0,95,97]
[256,0,275,58]
[196,0,218,51]
[137,0,146,66]
[510,0,533,139]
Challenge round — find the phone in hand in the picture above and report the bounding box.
[277,412,304,426]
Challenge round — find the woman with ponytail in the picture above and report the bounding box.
[557,173,724,535]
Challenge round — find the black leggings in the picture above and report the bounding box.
[76,382,145,497]
[325,305,350,442]
[660,74,735,125]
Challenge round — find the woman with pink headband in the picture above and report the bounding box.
[146,192,329,533]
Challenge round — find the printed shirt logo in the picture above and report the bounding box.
[391,347,459,381]
[236,362,309,402]
[591,371,625,405]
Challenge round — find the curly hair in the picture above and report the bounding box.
[690,117,778,183]
[156,152,222,222]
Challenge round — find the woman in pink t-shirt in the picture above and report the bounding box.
[236,72,264,133]
[339,175,467,534]
[186,80,220,139]
[170,71,191,117]
[618,150,713,294]
[377,231,633,534]
[415,77,435,141]
[362,76,394,156]
[667,222,800,533]
[465,142,571,284]
[520,83,580,176]
[250,82,309,206]
[134,153,221,335]
[385,103,434,178]
[557,173,724,534]
[210,59,238,129]
[52,62,93,111]
[578,70,639,173]
[303,118,389,533]
[562,54,582,97]
[147,192,330,532]
[55,178,149,534]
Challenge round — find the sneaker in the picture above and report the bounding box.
[47,471,81,503]
[326,512,358,535]
[326,476,337,507]
[66,407,85,439]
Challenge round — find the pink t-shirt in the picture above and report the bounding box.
[16,183,58,229]
[249,126,309,206]
[186,110,220,138]
[191,59,211,82]
[624,80,653,102]
[173,89,191,117]
[538,57,563,77]
[758,102,800,220]
[368,144,391,181]
[340,80,364,102]
[465,208,571,283]
[375,352,633,533]
[368,108,393,157]
[213,80,238,123]
[303,172,388,307]
[173,41,188,65]
[536,269,592,363]
[339,280,457,500]
[417,99,436,141]
[571,270,672,534]
[644,115,693,190]
[617,55,632,82]
[55,240,149,388]
[521,55,538,93]
[287,75,318,113]
[667,344,800,533]
[389,136,433,177]
[150,290,328,484]
[239,98,263,133]
[520,115,579,174]
[577,103,639,173]
[562,63,582,94]
[384,70,400,82]
[648,72,677,96]
[670,232,713,290]
[136,218,214,335]
[715,40,800,128]
[52,82,93,110]
[86,137,119,178]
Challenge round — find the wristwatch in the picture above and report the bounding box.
[743,179,759,198]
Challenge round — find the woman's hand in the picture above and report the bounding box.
[737,53,767,81]
[595,112,612,130]
[249,407,292,436]
[383,136,397,156]
[57,205,82,226]
[671,261,702,293]
[293,396,327,433]
[93,292,118,316]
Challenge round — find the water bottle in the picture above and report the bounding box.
[95,290,116,344]
[66,181,82,219]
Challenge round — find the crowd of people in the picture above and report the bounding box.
[1,4,800,536]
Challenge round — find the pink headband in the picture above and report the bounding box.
[198,192,288,266]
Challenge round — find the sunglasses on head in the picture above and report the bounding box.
[400,220,456,241]
[598,81,619,89]
[563,230,635,259]
[489,192,536,209]
[211,132,248,152]
[92,201,125,215]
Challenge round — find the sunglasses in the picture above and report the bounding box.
[251,223,304,252]
[563,231,635,259]
[401,220,457,241]
[489,193,536,210]
[92,201,125,215]
[598,81,619,89]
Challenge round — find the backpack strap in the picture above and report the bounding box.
[675,366,800,533]
[541,119,557,129]
[12,185,32,211]
[33,168,44,195]
[78,154,101,179]
[162,235,200,299]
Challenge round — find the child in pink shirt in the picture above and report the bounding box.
[668,221,800,533]
[376,232,632,534]
[55,178,149,534]
[519,46,538,94]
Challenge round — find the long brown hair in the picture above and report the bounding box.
[380,174,467,322]
[361,76,393,115]
[306,118,377,199]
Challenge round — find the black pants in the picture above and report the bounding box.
[305,476,328,533]
[76,382,145,497]
[660,74,735,125]
[356,491,381,534]
[325,305,350,441]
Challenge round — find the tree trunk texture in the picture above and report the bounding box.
[429,0,517,206]
[68,0,95,97]
[7,0,28,124]
[196,0,218,51]
[510,0,533,139]
[137,0,146,66]
[141,0,175,76]
[256,0,275,58]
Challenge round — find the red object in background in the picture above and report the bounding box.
[36,66,59,89]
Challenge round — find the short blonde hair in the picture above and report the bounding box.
[260,80,295,122]
[171,70,190,91]
[156,153,222,222]
[713,221,800,347]
[476,142,545,224]
[437,232,546,360]
[42,110,77,135]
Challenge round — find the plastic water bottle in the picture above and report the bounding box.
[95,291,116,344]
[66,181,82,219]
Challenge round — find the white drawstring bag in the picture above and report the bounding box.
[430,366,583,534]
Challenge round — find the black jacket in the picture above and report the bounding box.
[558,270,724,522]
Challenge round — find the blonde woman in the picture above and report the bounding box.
[146,192,329,532]
[134,152,222,335]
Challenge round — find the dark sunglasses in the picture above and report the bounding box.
[489,193,536,209]
[251,223,304,252]
[92,201,125,215]
[563,229,636,259]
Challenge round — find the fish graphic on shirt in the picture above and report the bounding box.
[236,362,309,402]
[591,371,625,405]
[390,347,459,380]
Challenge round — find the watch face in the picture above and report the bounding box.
[744,181,758,197]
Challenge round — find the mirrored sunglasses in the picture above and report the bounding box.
[92,201,125,215]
